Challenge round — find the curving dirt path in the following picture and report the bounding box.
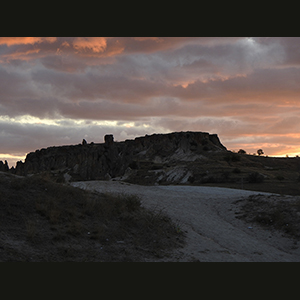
[71,181,300,262]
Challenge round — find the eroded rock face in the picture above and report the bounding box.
[0,160,9,172]
[13,131,227,181]
[104,134,114,146]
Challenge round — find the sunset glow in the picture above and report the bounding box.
[1,37,300,167]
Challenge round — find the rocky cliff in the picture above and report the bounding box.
[0,160,9,172]
[13,131,227,183]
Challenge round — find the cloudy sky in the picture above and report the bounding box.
[1,37,300,167]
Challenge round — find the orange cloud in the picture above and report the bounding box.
[133,37,163,42]
[73,37,108,53]
[0,48,41,61]
[0,37,57,46]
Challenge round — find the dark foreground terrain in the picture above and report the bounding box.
[2,170,300,261]
[1,131,300,261]
[0,172,184,262]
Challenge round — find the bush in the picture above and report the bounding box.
[232,168,241,174]
[275,175,285,181]
[200,175,217,184]
[224,153,241,163]
[247,172,264,183]
[257,149,264,156]
[238,149,246,154]
[129,161,139,170]
[200,172,231,184]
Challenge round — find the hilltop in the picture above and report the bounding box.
[9,131,226,181]
[1,131,300,195]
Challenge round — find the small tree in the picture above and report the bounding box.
[257,149,264,156]
[238,149,246,154]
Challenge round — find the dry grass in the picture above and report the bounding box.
[235,194,300,240]
[25,219,37,241]
[184,152,300,196]
[0,173,184,261]
[122,150,300,195]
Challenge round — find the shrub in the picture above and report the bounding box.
[232,154,241,162]
[247,172,264,183]
[200,172,231,184]
[221,171,231,182]
[129,161,139,169]
[224,153,241,163]
[238,149,246,154]
[275,175,285,181]
[257,149,264,156]
[232,167,241,174]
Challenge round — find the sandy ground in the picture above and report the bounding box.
[71,181,300,262]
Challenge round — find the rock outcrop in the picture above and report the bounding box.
[0,160,9,172]
[104,134,114,146]
[13,131,227,183]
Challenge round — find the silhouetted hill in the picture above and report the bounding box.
[11,131,226,182]
[3,131,300,195]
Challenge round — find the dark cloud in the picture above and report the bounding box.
[0,118,159,167]
[0,66,34,99]
[1,37,300,166]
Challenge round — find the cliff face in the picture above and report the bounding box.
[0,160,9,172]
[14,131,227,182]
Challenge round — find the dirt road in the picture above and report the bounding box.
[71,181,300,261]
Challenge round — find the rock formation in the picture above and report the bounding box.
[13,131,227,183]
[104,134,114,146]
[0,160,9,172]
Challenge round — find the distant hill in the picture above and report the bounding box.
[10,131,226,181]
[2,131,300,195]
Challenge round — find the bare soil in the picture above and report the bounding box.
[72,180,300,261]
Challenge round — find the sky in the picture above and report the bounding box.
[1,37,300,167]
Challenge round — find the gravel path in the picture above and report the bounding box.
[71,181,300,262]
